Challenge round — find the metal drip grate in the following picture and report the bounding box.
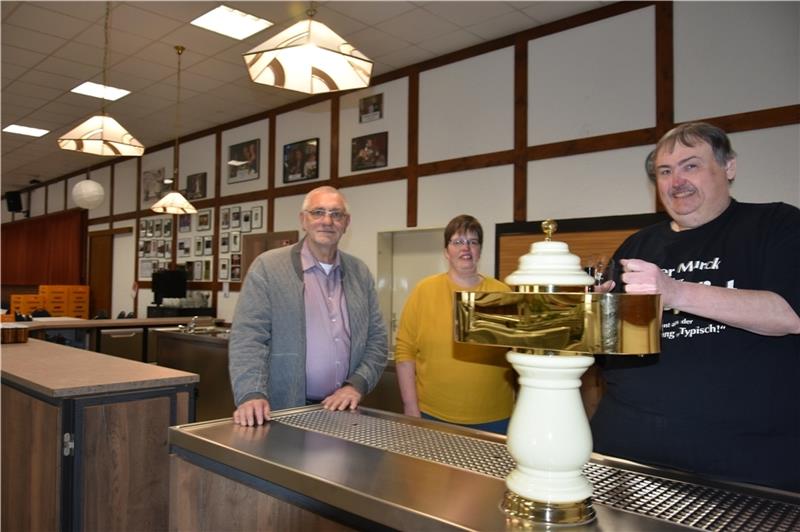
[276,409,800,532]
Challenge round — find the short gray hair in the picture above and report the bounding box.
[301,185,350,212]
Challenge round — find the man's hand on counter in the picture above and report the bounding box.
[233,398,271,426]
[321,385,362,411]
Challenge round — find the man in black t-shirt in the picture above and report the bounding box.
[591,122,800,491]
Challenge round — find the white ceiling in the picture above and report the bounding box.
[1,1,607,195]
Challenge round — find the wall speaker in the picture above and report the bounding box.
[5,191,22,213]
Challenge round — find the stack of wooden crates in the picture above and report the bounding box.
[10,285,90,318]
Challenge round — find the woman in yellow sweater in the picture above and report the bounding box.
[394,215,516,434]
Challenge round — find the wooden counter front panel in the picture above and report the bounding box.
[1,384,61,532]
[170,455,352,532]
[81,395,174,531]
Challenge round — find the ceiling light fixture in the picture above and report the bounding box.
[3,124,50,137]
[151,46,197,215]
[72,170,105,210]
[70,81,130,101]
[242,5,372,95]
[191,4,272,40]
[57,2,144,157]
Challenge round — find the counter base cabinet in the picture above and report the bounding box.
[169,454,353,532]
[1,384,61,532]
[1,382,193,532]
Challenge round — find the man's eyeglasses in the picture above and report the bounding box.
[305,208,348,222]
[449,238,480,247]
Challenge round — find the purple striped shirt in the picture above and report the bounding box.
[301,241,351,400]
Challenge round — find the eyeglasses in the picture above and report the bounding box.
[449,238,480,247]
[305,208,348,222]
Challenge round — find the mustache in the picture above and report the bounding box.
[670,184,696,196]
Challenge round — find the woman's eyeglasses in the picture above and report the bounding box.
[305,208,347,222]
[449,238,480,247]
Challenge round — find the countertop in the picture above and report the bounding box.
[1,338,198,398]
[8,316,204,331]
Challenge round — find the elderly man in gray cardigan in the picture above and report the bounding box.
[229,186,388,426]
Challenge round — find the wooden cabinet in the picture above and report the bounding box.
[1,339,198,531]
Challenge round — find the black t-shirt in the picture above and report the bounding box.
[591,200,800,491]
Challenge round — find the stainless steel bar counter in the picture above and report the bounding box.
[168,406,800,531]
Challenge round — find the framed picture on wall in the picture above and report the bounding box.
[178,238,191,257]
[220,232,230,253]
[219,258,230,280]
[359,93,383,123]
[196,209,212,231]
[154,220,163,237]
[157,240,165,257]
[178,214,192,233]
[251,206,263,229]
[227,139,260,184]
[163,219,172,238]
[185,172,207,199]
[241,210,251,233]
[146,220,154,237]
[351,132,388,171]
[231,253,242,282]
[138,240,145,257]
[220,208,230,230]
[138,259,154,280]
[231,206,241,229]
[164,240,172,257]
[142,167,170,203]
[203,260,211,281]
[282,138,318,184]
[193,260,203,281]
[194,236,203,256]
[230,231,241,253]
[203,235,213,256]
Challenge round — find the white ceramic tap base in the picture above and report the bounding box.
[505,351,595,504]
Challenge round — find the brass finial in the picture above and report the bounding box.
[542,219,557,241]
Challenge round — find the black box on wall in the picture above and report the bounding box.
[5,191,22,212]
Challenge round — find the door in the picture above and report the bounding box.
[88,233,113,318]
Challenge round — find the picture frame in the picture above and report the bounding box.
[231,253,242,282]
[139,219,147,236]
[138,239,145,257]
[157,239,165,257]
[193,260,203,281]
[220,232,230,254]
[230,231,241,253]
[194,236,203,256]
[185,172,207,199]
[146,220,154,237]
[178,238,191,257]
[251,206,263,229]
[220,208,230,230]
[203,260,212,281]
[241,210,252,233]
[282,138,319,184]
[154,219,162,238]
[141,167,170,203]
[138,259,154,280]
[351,132,388,172]
[203,235,213,256]
[359,93,383,123]
[231,206,241,229]
[219,258,230,280]
[163,219,172,238]
[196,209,212,231]
[178,214,192,233]
[227,139,260,184]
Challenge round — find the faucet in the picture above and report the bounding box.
[187,316,198,333]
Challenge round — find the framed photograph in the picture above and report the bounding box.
[351,132,388,171]
[139,219,147,235]
[193,260,203,281]
[139,259,154,280]
[230,231,241,253]
[178,237,191,257]
[156,239,165,257]
[142,167,170,203]
[203,235,213,256]
[178,213,192,233]
[144,240,154,258]
[359,93,383,123]
[241,210,252,233]
[220,208,230,230]
[146,220,154,237]
[282,138,318,184]
[185,172,207,199]
[154,219,162,238]
[251,206,263,229]
[194,236,203,256]
[231,206,241,229]
[203,260,212,281]
[164,240,172,257]
[196,209,212,231]
[220,232,230,254]
[163,219,172,238]
[219,258,230,280]
[138,239,145,257]
[231,253,242,282]
[227,139,260,184]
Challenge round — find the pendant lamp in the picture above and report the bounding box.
[58,2,144,156]
[151,46,197,215]
[243,6,372,94]
[72,171,105,210]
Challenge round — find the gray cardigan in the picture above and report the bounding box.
[228,239,388,410]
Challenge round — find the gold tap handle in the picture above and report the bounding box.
[542,219,557,241]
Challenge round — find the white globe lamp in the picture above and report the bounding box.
[72,179,105,210]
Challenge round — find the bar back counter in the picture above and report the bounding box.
[1,339,198,531]
[169,406,800,531]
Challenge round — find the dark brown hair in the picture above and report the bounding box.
[655,122,737,168]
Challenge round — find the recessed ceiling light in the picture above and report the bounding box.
[71,81,130,101]
[3,124,50,137]
[191,5,272,40]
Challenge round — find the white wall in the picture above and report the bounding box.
[112,220,136,317]
[113,158,138,215]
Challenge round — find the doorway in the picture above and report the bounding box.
[88,233,113,318]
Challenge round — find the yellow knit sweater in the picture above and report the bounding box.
[395,273,516,424]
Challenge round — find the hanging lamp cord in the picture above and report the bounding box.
[101,1,111,116]
[173,46,185,184]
